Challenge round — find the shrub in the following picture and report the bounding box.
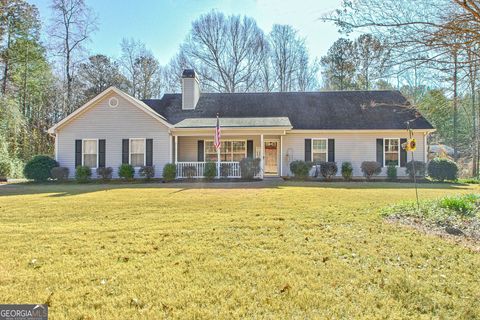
[405,161,426,180]
[381,193,480,221]
[439,194,479,216]
[341,162,353,181]
[428,158,458,181]
[118,163,135,180]
[139,166,155,180]
[220,163,231,178]
[75,165,92,183]
[239,158,261,179]
[0,161,11,180]
[459,178,480,184]
[387,164,397,181]
[183,165,196,179]
[162,163,176,182]
[290,160,313,179]
[97,167,113,181]
[361,161,382,180]
[319,162,338,180]
[204,162,217,180]
[23,155,58,182]
[51,167,69,181]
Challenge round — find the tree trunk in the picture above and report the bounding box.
[472,81,477,177]
[453,51,458,160]
[2,18,12,95]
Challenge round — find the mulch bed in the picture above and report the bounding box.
[385,215,480,252]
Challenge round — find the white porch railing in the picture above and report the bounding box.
[176,161,242,178]
[176,162,206,178]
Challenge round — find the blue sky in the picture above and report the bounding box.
[30,0,343,64]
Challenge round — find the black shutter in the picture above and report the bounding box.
[305,139,311,162]
[247,140,253,159]
[197,140,204,161]
[400,138,407,167]
[376,139,384,167]
[146,139,153,166]
[122,139,129,164]
[75,140,82,168]
[328,139,335,162]
[98,139,106,168]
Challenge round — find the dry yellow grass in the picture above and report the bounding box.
[0,181,479,319]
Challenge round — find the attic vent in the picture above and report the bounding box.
[108,97,119,108]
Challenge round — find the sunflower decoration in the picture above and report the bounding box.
[402,138,417,152]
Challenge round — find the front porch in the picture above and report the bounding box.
[172,127,289,179]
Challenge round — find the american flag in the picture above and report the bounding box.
[214,114,221,150]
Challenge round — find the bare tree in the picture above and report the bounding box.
[269,24,318,91]
[162,51,188,93]
[179,10,267,93]
[49,0,97,114]
[119,38,144,97]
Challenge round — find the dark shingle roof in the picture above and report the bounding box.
[142,91,433,130]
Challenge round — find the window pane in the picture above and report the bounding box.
[312,139,326,152]
[205,140,246,162]
[83,140,97,167]
[131,139,145,153]
[205,141,216,153]
[312,153,326,162]
[222,141,231,153]
[385,139,398,152]
[233,141,245,153]
[84,154,97,168]
[205,153,217,161]
[131,154,144,167]
[83,140,97,154]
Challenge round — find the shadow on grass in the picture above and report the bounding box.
[0,179,475,198]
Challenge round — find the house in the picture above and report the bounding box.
[47,69,435,179]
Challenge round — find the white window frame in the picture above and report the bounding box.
[204,139,247,162]
[129,138,146,167]
[82,138,99,169]
[383,138,400,167]
[311,138,328,162]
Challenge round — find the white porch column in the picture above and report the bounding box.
[169,135,173,163]
[260,134,264,179]
[280,135,283,177]
[174,135,178,164]
[217,147,220,178]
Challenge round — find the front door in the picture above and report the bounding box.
[264,141,278,175]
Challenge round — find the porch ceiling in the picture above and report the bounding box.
[174,117,292,128]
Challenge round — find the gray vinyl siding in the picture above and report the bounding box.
[56,92,170,178]
[282,132,426,177]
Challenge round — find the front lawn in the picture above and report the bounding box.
[0,182,479,319]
